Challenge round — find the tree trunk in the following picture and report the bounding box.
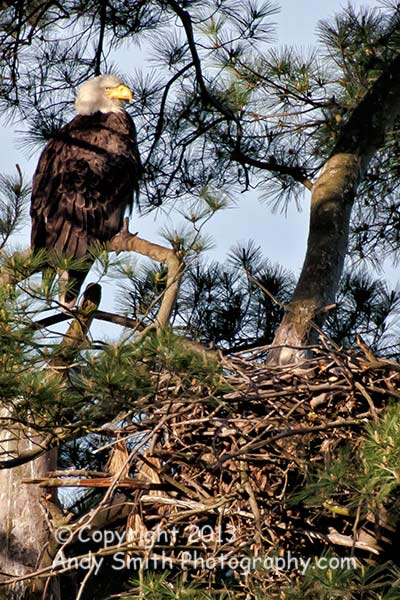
[0,285,101,598]
[269,52,400,365]
[0,427,60,600]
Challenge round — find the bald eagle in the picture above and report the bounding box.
[30,74,141,306]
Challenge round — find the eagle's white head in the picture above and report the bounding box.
[75,74,133,116]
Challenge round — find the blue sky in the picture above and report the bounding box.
[0,0,391,321]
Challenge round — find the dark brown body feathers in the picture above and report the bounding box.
[30,111,141,303]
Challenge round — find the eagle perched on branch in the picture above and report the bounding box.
[30,74,141,306]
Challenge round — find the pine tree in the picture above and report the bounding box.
[1,1,400,598]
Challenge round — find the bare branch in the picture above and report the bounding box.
[109,222,185,331]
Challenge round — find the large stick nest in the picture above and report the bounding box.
[49,340,400,595]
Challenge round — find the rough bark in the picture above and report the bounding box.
[0,430,60,600]
[269,52,400,365]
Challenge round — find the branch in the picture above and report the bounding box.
[145,61,194,167]
[22,477,168,490]
[219,417,363,464]
[333,52,400,160]
[109,220,185,331]
[2,224,184,332]
[93,310,142,330]
[231,148,313,191]
[165,0,238,123]
[94,0,107,76]
[160,6,314,192]
[32,308,142,332]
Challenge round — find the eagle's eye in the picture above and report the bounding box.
[105,87,110,91]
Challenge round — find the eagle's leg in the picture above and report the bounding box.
[58,269,88,309]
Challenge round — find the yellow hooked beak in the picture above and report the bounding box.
[107,84,133,103]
